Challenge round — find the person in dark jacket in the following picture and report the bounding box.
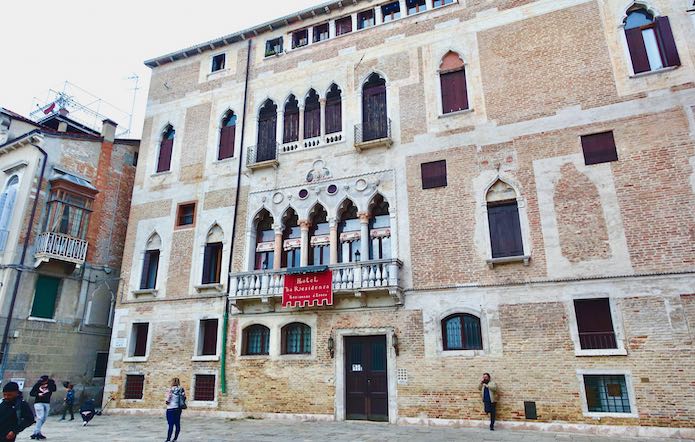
[29,375,56,440]
[60,383,74,421]
[79,399,96,426]
[1,382,35,441]
[479,372,499,431]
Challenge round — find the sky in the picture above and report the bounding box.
[1,0,321,138]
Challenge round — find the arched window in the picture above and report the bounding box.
[257,100,278,162]
[281,322,311,354]
[283,95,299,143]
[202,225,224,284]
[157,125,175,173]
[218,111,236,160]
[281,208,301,269]
[242,324,270,355]
[304,89,321,139]
[337,199,360,263]
[140,233,161,290]
[254,209,275,270]
[368,194,391,260]
[624,5,680,74]
[442,313,482,350]
[362,73,388,141]
[486,180,523,259]
[439,51,468,114]
[0,175,19,251]
[325,84,342,135]
[308,204,329,266]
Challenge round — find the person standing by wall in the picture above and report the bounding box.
[479,373,498,431]
[29,375,56,440]
[60,383,75,421]
[165,378,186,442]
[0,382,35,441]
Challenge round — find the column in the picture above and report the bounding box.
[298,105,305,144]
[399,0,407,17]
[425,0,434,11]
[375,5,383,25]
[358,212,370,261]
[351,13,358,32]
[329,20,336,38]
[319,98,327,138]
[273,225,283,270]
[276,110,284,149]
[300,219,311,267]
[329,218,338,265]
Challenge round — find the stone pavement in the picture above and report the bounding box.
[16,415,693,442]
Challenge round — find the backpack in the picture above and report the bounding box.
[178,389,187,410]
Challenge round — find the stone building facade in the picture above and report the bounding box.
[106,0,695,437]
[0,108,139,407]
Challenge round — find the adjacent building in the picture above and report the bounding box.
[0,107,139,406]
[106,0,695,437]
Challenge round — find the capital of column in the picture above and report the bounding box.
[328,217,337,229]
[299,219,312,230]
[358,211,370,223]
[273,225,284,235]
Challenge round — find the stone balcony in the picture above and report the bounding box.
[34,231,88,267]
[229,258,403,306]
[354,119,392,151]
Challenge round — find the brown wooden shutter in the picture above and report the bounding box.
[440,73,454,114]
[581,131,618,165]
[157,138,173,172]
[487,202,524,258]
[280,326,288,354]
[655,16,681,68]
[304,107,320,138]
[574,299,614,333]
[133,323,149,356]
[202,319,218,356]
[283,112,299,143]
[440,70,468,114]
[140,251,152,289]
[325,101,341,134]
[218,126,235,160]
[362,85,387,141]
[421,160,447,189]
[625,28,651,74]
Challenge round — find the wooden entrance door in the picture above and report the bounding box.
[345,335,388,421]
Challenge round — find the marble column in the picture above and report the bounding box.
[358,212,370,261]
[299,219,311,267]
[273,225,283,270]
[329,218,338,265]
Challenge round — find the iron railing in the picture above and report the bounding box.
[355,118,391,144]
[579,331,618,350]
[246,142,279,166]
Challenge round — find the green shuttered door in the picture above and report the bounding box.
[30,275,61,319]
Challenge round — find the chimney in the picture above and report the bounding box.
[58,108,69,116]
[101,119,117,143]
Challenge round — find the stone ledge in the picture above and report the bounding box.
[486,255,530,268]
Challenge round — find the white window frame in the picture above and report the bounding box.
[576,369,639,418]
[210,52,226,73]
[124,321,152,362]
[567,295,627,357]
[193,315,223,361]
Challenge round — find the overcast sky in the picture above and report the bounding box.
[2,0,320,138]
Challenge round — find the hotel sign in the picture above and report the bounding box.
[283,269,333,308]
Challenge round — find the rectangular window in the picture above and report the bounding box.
[176,202,196,227]
[381,2,401,22]
[140,249,159,290]
[487,202,524,258]
[583,375,631,413]
[199,319,219,356]
[406,0,427,14]
[433,0,454,6]
[292,29,308,49]
[335,16,352,36]
[124,374,144,400]
[94,352,108,378]
[421,160,447,189]
[357,10,375,29]
[30,275,61,319]
[574,298,617,350]
[131,322,149,357]
[313,23,329,43]
[581,131,618,165]
[194,374,216,401]
[202,242,223,284]
[211,53,225,72]
[265,37,283,57]
[440,69,468,114]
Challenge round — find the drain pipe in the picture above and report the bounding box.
[221,38,253,395]
[0,138,48,368]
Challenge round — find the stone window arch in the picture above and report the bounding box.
[308,203,329,266]
[283,95,299,143]
[242,324,270,355]
[157,125,175,173]
[304,89,321,139]
[325,83,342,135]
[485,180,525,260]
[257,99,278,162]
[218,110,236,160]
[202,224,224,284]
[254,209,275,270]
[337,199,361,263]
[281,207,301,269]
[622,3,680,74]
[281,322,311,355]
[368,194,391,260]
[442,313,483,351]
[361,73,388,142]
[140,232,161,290]
[439,51,469,114]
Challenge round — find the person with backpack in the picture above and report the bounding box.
[164,378,186,442]
[29,375,56,440]
[1,382,35,441]
[60,383,75,421]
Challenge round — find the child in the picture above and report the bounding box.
[61,383,75,421]
[79,399,96,427]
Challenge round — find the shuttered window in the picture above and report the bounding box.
[218,113,236,160]
[157,126,174,173]
[624,9,680,75]
[442,314,483,350]
[362,74,388,141]
[200,319,219,356]
[421,160,447,189]
[194,375,216,401]
[257,100,278,162]
[140,249,159,290]
[487,201,524,258]
[440,69,468,114]
[124,375,145,400]
[132,323,149,357]
[574,298,617,350]
[581,131,618,165]
[304,90,321,139]
[283,96,299,143]
[30,275,61,319]
[202,242,223,284]
[336,16,352,35]
[325,85,342,134]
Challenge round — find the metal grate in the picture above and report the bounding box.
[194,374,216,402]
[583,375,631,413]
[397,368,408,385]
[124,375,144,400]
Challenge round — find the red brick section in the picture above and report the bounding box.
[85,139,113,264]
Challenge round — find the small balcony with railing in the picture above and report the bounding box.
[354,118,392,151]
[247,142,279,170]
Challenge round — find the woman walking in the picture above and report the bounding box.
[165,378,186,442]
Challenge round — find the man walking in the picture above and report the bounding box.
[29,375,56,440]
[479,373,498,431]
[0,382,35,441]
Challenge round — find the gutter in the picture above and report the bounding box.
[221,38,253,395]
[0,138,48,368]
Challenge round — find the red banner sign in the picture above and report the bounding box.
[283,271,333,308]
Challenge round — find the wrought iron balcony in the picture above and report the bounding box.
[246,142,279,169]
[229,258,403,305]
[354,119,392,151]
[34,231,88,267]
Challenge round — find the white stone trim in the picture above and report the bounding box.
[190,369,219,407]
[193,313,223,359]
[576,368,639,419]
[435,307,490,357]
[123,321,153,362]
[566,294,628,357]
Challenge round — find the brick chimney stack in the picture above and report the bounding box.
[101,119,117,143]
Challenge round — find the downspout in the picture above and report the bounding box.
[221,38,253,395]
[0,139,48,368]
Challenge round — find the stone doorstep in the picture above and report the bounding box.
[104,409,695,439]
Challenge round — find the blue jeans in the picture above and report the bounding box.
[166,408,182,441]
[33,403,50,435]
